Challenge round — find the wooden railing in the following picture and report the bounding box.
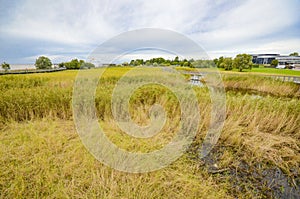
[266,75,300,84]
[0,68,66,75]
[180,70,300,85]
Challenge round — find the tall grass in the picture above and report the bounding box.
[0,120,231,198]
[220,92,300,171]
[1,69,299,123]
[221,75,300,97]
[0,67,299,198]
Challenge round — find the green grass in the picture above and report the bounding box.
[249,68,300,76]
[178,66,300,76]
[0,67,299,198]
[218,67,300,76]
[221,75,300,97]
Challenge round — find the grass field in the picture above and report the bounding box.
[250,68,300,76]
[218,67,300,76]
[0,67,299,198]
[177,66,300,76]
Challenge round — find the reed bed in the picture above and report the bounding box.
[0,68,299,198]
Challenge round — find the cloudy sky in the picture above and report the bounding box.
[0,0,299,64]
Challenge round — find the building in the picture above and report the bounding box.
[251,54,280,65]
[251,54,300,69]
[276,56,300,69]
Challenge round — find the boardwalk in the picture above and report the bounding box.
[190,74,204,86]
[179,70,300,85]
[0,68,66,75]
[267,75,300,84]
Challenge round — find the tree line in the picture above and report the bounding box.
[122,56,217,68]
[214,52,299,72]
[1,56,95,71]
[124,55,255,71]
[123,56,193,67]
[213,54,253,72]
[35,56,95,70]
[2,52,299,71]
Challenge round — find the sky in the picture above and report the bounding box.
[0,0,300,64]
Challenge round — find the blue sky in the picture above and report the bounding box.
[0,0,300,63]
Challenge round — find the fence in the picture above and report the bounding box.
[267,75,300,84]
[180,70,300,85]
[0,68,66,75]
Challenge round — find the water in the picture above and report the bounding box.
[190,75,204,87]
[190,80,204,87]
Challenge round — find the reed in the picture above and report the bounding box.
[0,67,299,198]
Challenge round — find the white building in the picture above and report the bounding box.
[276,56,300,69]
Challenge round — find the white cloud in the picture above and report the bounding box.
[1,0,213,44]
[1,0,124,44]
[207,38,300,59]
[191,0,300,49]
[0,0,299,63]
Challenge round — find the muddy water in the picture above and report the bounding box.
[188,141,300,198]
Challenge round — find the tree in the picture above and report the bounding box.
[174,56,179,62]
[270,59,279,67]
[145,61,151,66]
[233,54,253,72]
[133,60,140,66]
[64,59,80,69]
[289,52,299,56]
[183,61,190,67]
[127,56,198,67]
[1,62,10,71]
[58,62,65,68]
[62,59,95,69]
[171,61,179,65]
[213,58,218,67]
[129,60,135,66]
[81,62,95,69]
[220,57,233,70]
[215,56,224,68]
[192,60,214,68]
[157,57,165,64]
[35,56,52,69]
[79,60,84,65]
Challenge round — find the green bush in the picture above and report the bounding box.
[35,56,52,69]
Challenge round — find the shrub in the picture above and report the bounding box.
[1,62,10,71]
[35,56,52,69]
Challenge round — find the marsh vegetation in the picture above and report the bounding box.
[0,67,299,198]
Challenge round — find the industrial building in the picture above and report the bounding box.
[251,54,279,65]
[251,54,300,69]
[276,56,300,69]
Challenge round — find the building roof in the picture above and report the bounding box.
[251,54,280,57]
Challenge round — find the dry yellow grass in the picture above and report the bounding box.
[0,119,231,198]
[0,67,299,198]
